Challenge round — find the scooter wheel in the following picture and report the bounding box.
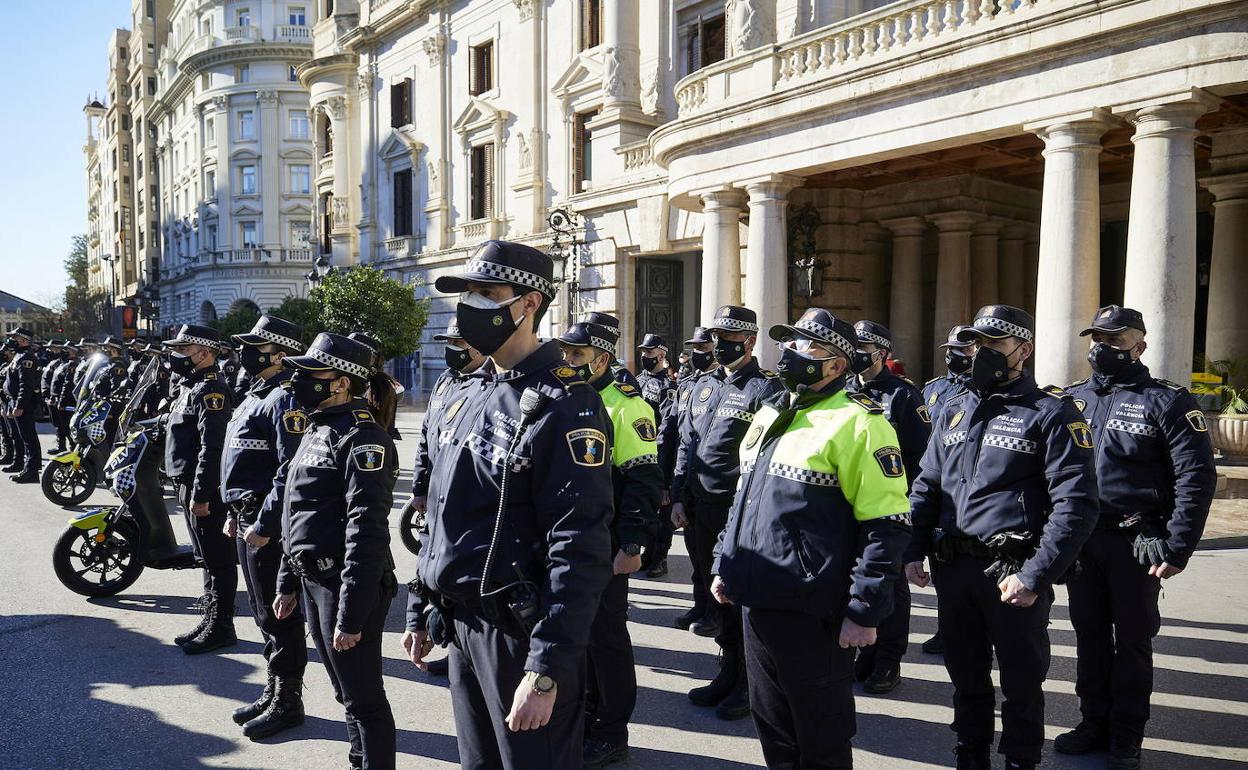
[41,461,95,507]
[52,520,145,597]
[399,504,421,556]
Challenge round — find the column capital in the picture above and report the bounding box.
[928,211,984,233]
[697,186,748,210]
[880,216,928,237]
[1126,100,1212,141]
[998,221,1035,241]
[741,173,802,201]
[860,221,889,242]
[972,219,1004,237]
[1201,171,1248,203]
[1026,109,1117,152]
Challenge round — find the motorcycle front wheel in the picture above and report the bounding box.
[52,519,145,597]
[399,504,421,556]
[41,457,97,508]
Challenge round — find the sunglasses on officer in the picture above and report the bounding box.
[778,338,839,360]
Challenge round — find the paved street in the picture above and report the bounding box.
[4,413,1247,770]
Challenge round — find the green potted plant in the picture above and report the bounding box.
[1199,356,1248,461]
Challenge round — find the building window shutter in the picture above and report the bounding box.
[483,143,495,218]
[393,170,412,236]
[402,78,412,124]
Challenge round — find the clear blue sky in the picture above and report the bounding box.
[0,1,132,309]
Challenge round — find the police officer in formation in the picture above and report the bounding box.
[220,316,310,739]
[39,340,63,450]
[164,324,239,654]
[672,305,786,720]
[635,333,677,577]
[401,240,614,769]
[583,311,641,390]
[713,308,913,769]
[557,319,662,767]
[0,340,16,469]
[846,319,931,694]
[906,305,1100,770]
[1058,305,1216,770]
[2,328,42,482]
[273,332,400,770]
[44,340,77,454]
[87,337,132,403]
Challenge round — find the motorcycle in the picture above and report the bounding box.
[41,354,117,507]
[52,359,199,597]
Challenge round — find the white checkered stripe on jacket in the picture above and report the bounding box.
[766,462,840,487]
[981,433,1038,454]
[716,407,754,422]
[229,437,271,451]
[1106,418,1159,437]
[467,432,534,471]
[943,430,968,447]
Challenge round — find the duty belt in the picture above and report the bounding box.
[932,529,992,562]
[285,551,337,582]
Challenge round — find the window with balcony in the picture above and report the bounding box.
[684,12,726,75]
[469,143,494,220]
[291,221,311,248]
[289,109,309,139]
[393,169,413,237]
[238,8,251,27]
[289,164,311,195]
[240,221,258,248]
[235,64,251,84]
[320,192,333,251]
[390,79,412,128]
[579,0,602,51]
[289,6,306,25]
[240,165,257,195]
[321,115,333,154]
[469,41,494,96]
[238,110,255,141]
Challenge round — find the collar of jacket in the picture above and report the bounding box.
[182,365,212,384]
[252,368,292,397]
[590,369,614,393]
[310,395,371,424]
[494,339,563,383]
[981,371,1038,401]
[788,376,848,410]
[720,356,760,384]
[1092,361,1151,393]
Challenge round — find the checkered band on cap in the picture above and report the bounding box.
[171,333,222,349]
[446,325,461,338]
[254,328,303,351]
[794,317,855,358]
[856,329,892,349]
[464,258,554,298]
[589,336,617,356]
[306,346,372,379]
[974,315,1033,341]
[713,310,758,333]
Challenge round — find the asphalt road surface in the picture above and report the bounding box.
[4,414,1246,769]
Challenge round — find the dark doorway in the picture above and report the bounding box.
[634,258,684,356]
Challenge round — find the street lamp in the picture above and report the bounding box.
[305,254,334,290]
[548,208,582,329]
[788,203,826,300]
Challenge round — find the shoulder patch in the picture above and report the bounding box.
[566,427,607,467]
[760,369,777,378]
[617,383,640,397]
[203,392,226,411]
[282,409,309,434]
[916,403,931,424]
[1185,409,1208,433]
[927,391,939,406]
[633,416,657,442]
[1042,385,1066,398]
[444,396,468,425]
[697,385,714,402]
[551,365,586,388]
[22,359,33,368]
[874,446,905,478]
[351,443,386,471]
[924,376,941,386]
[947,409,965,430]
[1068,378,1089,388]
[743,422,764,450]
[847,392,885,414]
[1157,378,1186,392]
[203,371,218,381]
[435,378,449,396]
[1067,421,1094,449]
[901,376,917,387]
[353,409,376,424]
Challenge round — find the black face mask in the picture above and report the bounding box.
[1088,342,1136,378]
[289,373,336,410]
[168,351,197,377]
[690,350,715,372]
[713,338,746,368]
[971,343,1023,392]
[850,349,875,376]
[640,355,661,373]
[945,350,973,375]
[239,347,273,377]
[777,347,831,391]
[444,345,473,373]
[455,295,523,356]
[678,363,693,379]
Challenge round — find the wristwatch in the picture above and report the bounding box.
[622,543,642,557]
[527,671,556,694]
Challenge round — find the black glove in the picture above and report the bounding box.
[983,531,1034,584]
[424,603,453,648]
[1133,534,1170,568]
[228,491,259,517]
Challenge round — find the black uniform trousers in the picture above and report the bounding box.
[303,576,396,770]
[854,578,911,670]
[934,555,1053,762]
[236,535,308,678]
[687,494,742,651]
[1067,528,1162,747]
[177,483,238,601]
[448,606,587,770]
[0,414,13,462]
[743,606,857,770]
[647,501,675,565]
[585,573,636,745]
[14,410,41,474]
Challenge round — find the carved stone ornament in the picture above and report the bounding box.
[512,0,534,21]
[603,46,624,98]
[211,95,229,111]
[422,32,446,68]
[255,90,281,104]
[727,0,773,55]
[324,95,349,121]
[518,133,532,170]
[356,64,377,95]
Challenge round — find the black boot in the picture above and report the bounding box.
[2,463,23,474]
[864,663,901,695]
[673,608,700,630]
[1004,759,1037,770]
[921,630,944,654]
[11,470,38,484]
[689,606,723,638]
[425,657,449,677]
[715,655,750,720]
[953,738,991,770]
[174,593,213,646]
[182,599,237,655]
[1055,720,1110,755]
[232,673,276,725]
[645,559,668,579]
[689,647,739,707]
[244,676,305,739]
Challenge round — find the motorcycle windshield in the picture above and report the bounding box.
[74,352,112,405]
[116,358,161,436]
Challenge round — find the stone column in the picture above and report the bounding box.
[969,220,1001,311]
[700,187,747,321]
[744,175,800,368]
[860,222,890,324]
[882,216,927,380]
[1204,173,1248,370]
[929,211,981,376]
[997,224,1030,310]
[601,0,641,115]
[1025,113,1114,387]
[324,94,353,259]
[1024,231,1040,317]
[257,90,282,246]
[1122,99,1212,386]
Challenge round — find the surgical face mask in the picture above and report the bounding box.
[445,344,473,373]
[454,292,525,356]
[777,344,834,391]
[971,342,1024,392]
[640,355,661,373]
[945,350,973,375]
[168,351,197,377]
[239,347,273,377]
[1088,342,1136,378]
[690,349,715,372]
[289,373,337,410]
[713,337,747,368]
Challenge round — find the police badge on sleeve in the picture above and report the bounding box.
[352,444,386,472]
[567,428,608,467]
[282,410,309,434]
[203,392,226,411]
[633,417,657,442]
[874,446,905,478]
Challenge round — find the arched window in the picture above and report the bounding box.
[199,300,218,323]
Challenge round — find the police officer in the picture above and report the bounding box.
[582,311,641,390]
[671,305,786,720]
[712,308,913,769]
[3,328,43,482]
[218,341,249,403]
[50,342,83,453]
[662,327,719,630]
[925,325,975,424]
[636,333,677,577]
[1058,306,1216,770]
[0,340,16,469]
[164,324,239,654]
[220,315,310,739]
[847,319,931,694]
[272,332,399,770]
[40,340,63,439]
[87,337,132,403]
[400,240,614,770]
[557,320,662,767]
[905,305,1100,770]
